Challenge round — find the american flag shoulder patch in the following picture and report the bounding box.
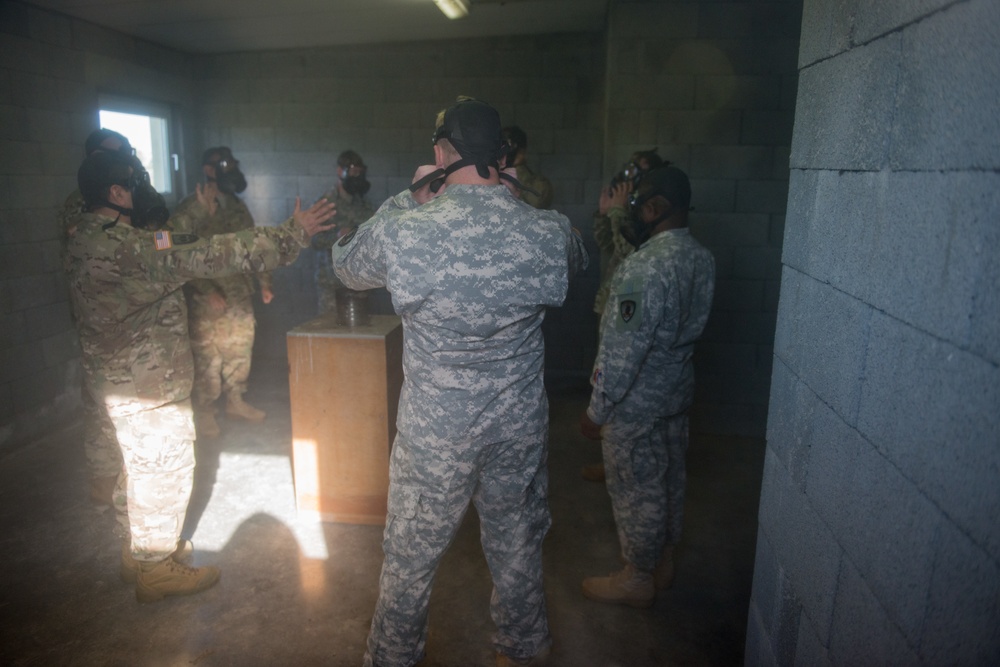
[154,230,172,250]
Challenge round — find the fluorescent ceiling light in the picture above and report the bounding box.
[434,0,470,20]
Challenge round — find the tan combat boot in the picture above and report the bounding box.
[654,545,675,590]
[496,646,550,666]
[134,557,220,603]
[582,563,655,608]
[120,539,195,584]
[580,462,606,482]
[194,407,221,438]
[89,474,117,506]
[225,394,266,422]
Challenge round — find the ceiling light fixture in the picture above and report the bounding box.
[434,0,470,20]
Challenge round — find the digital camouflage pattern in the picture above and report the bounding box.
[588,227,715,570]
[172,191,266,405]
[592,205,635,317]
[310,187,374,314]
[66,208,309,559]
[513,163,553,210]
[334,184,587,667]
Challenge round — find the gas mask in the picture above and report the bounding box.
[130,170,170,229]
[627,188,659,247]
[208,154,247,194]
[610,161,645,191]
[101,158,169,230]
[340,165,370,196]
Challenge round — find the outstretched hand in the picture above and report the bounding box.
[293,197,336,238]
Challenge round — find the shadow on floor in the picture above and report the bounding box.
[0,359,764,667]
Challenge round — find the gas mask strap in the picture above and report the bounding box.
[407,156,492,195]
[100,202,130,230]
[408,168,446,194]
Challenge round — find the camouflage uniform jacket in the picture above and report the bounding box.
[514,163,554,210]
[59,190,87,243]
[311,187,374,272]
[171,191,269,304]
[66,210,309,412]
[592,205,635,316]
[311,187,374,250]
[588,227,715,425]
[333,184,588,446]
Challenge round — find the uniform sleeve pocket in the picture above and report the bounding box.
[387,484,422,519]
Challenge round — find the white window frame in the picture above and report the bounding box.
[97,95,178,204]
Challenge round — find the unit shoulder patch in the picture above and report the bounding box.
[614,290,644,331]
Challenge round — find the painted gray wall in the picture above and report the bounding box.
[0,2,198,449]
[605,0,802,436]
[746,0,1000,664]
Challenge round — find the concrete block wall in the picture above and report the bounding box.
[606,0,803,436]
[194,35,607,378]
[747,0,1000,663]
[0,2,196,451]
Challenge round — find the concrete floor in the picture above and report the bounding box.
[0,360,765,667]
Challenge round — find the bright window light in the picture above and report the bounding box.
[99,107,173,194]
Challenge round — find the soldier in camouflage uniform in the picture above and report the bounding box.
[580,166,715,608]
[501,125,553,210]
[171,147,270,438]
[582,149,665,484]
[310,150,374,314]
[59,129,133,513]
[334,99,587,667]
[66,149,334,602]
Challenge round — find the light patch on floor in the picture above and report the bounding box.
[191,450,330,560]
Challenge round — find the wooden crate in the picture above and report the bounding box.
[287,314,403,525]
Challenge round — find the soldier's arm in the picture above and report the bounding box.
[132,198,334,282]
[586,264,670,424]
[170,194,221,295]
[523,174,554,210]
[59,191,86,241]
[233,197,275,295]
[607,207,636,261]
[331,214,389,291]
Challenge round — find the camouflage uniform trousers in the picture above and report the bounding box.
[601,413,688,572]
[189,295,256,406]
[107,398,196,561]
[364,430,552,667]
[82,387,130,534]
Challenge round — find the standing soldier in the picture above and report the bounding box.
[334,98,587,667]
[580,166,715,607]
[172,147,269,438]
[501,125,554,210]
[66,149,334,602]
[311,150,375,315]
[582,148,665,483]
[59,129,132,511]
